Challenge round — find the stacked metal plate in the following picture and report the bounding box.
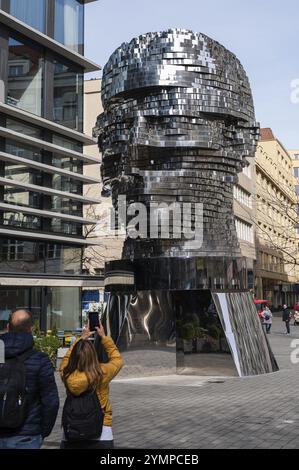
[94,29,260,259]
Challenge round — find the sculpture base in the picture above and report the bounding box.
[101,289,278,378]
[105,256,252,292]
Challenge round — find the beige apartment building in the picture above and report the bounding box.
[234,158,256,289]
[255,129,298,307]
[83,79,123,274]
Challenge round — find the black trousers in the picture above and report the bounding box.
[60,440,114,449]
[285,320,290,334]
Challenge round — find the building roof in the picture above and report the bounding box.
[260,128,275,141]
[260,127,292,159]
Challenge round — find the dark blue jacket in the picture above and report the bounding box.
[282,308,292,322]
[0,333,59,438]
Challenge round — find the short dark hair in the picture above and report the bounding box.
[8,309,34,333]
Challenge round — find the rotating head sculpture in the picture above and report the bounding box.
[95,29,259,260]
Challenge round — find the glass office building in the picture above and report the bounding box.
[0,0,101,331]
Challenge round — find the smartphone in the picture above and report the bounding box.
[88,312,99,332]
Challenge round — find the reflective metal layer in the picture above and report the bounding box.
[94,29,260,258]
[101,290,278,378]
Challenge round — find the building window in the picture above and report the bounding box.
[2,212,41,230]
[234,185,252,208]
[52,134,83,173]
[51,196,82,216]
[242,164,252,179]
[46,245,81,274]
[5,118,43,162]
[53,59,83,131]
[293,154,299,160]
[54,0,84,53]
[0,239,81,275]
[47,287,81,330]
[294,168,299,178]
[7,34,44,116]
[2,0,46,33]
[235,218,253,243]
[295,186,299,195]
[2,240,24,261]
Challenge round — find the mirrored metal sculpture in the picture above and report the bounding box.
[94,29,278,377]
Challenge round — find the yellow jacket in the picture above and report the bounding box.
[60,336,124,427]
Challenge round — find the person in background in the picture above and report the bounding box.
[60,321,124,449]
[262,305,273,334]
[0,310,59,449]
[282,304,292,336]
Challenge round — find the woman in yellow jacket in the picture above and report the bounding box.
[60,321,124,449]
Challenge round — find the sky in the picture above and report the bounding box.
[85,0,299,149]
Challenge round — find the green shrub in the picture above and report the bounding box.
[34,335,60,369]
[181,323,195,341]
[50,324,58,338]
[208,324,222,339]
[32,320,42,338]
[195,326,208,339]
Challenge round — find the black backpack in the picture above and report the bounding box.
[62,388,104,442]
[0,349,33,430]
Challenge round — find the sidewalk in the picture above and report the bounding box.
[44,318,299,449]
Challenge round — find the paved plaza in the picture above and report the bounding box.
[44,317,299,449]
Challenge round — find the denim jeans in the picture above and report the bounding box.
[0,435,43,449]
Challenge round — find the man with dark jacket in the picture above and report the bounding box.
[0,310,59,449]
[282,304,292,336]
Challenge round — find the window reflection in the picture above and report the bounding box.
[0,239,45,273]
[51,196,82,216]
[0,239,82,275]
[0,287,42,331]
[2,212,41,230]
[54,0,84,53]
[53,59,83,131]
[46,244,81,274]
[52,174,82,193]
[7,35,44,116]
[8,0,46,33]
[47,287,81,331]
[4,187,41,208]
[52,135,83,174]
[6,139,42,163]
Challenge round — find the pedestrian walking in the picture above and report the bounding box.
[262,306,273,334]
[60,320,124,449]
[282,304,292,336]
[0,310,59,449]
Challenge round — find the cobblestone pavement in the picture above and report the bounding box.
[44,318,299,449]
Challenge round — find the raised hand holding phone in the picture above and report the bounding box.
[95,321,106,338]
